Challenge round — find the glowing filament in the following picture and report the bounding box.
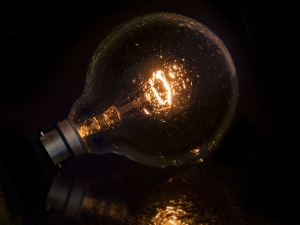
[150,70,172,105]
[79,67,188,137]
[169,72,175,78]
[143,108,150,114]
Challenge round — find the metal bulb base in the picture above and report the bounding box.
[40,119,86,165]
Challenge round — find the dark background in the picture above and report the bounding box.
[0,0,296,224]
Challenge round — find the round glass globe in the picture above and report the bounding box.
[66,12,238,167]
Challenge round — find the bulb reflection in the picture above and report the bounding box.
[79,60,191,138]
[45,166,243,225]
[45,175,128,222]
[80,196,128,221]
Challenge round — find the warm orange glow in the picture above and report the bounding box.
[151,205,190,225]
[169,72,175,78]
[79,64,191,137]
[143,108,151,114]
[149,70,172,106]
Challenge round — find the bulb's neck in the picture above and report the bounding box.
[40,118,87,165]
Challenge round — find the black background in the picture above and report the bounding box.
[0,0,296,224]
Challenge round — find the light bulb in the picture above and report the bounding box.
[40,12,238,167]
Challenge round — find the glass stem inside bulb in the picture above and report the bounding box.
[78,70,174,137]
[118,94,149,114]
[79,106,121,137]
[79,94,150,137]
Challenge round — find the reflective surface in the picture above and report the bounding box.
[45,164,245,225]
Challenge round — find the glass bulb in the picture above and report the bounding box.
[40,12,238,167]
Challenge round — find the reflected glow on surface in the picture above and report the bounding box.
[131,192,223,225]
[126,168,244,225]
[151,199,192,225]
